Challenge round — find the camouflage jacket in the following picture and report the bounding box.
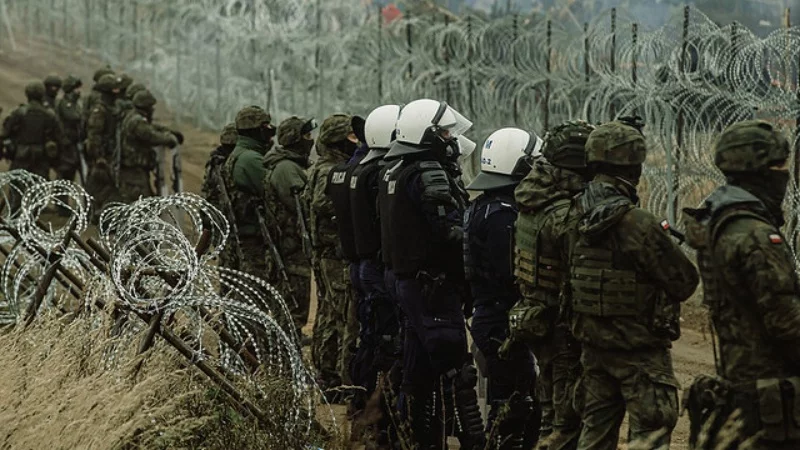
[511,159,584,341]
[685,185,800,383]
[222,136,267,238]
[263,145,309,266]
[85,95,117,161]
[56,92,82,144]
[119,110,176,170]
[82,89,102,130]
[2,101,61,147]
[569,174,699,351]
[303,146,350,260]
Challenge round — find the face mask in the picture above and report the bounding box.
[729,171,790,226]
[297,138,314,158]
[339,139,358,156]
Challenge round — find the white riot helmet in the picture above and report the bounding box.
[361,104,402,165]
[385,98,472,159]
[466,127,543,191]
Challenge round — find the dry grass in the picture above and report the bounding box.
[0,309,341,450]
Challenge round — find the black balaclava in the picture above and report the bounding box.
[295,138,315,160]
[591,162,643,203]
[238,127,270,154]
[331,139,358,157]
[727,170,789,226]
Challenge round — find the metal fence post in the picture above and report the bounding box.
[584,22,590,122]
[544,19,552,131]
[377,5,383,104]
[215,38,222,125]
[610,8,617,120]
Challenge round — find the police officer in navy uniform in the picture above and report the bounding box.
[378,99,484,450]
[464,127,543,449]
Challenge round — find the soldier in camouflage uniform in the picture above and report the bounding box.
[82,67,115,128]
[506,121,594,450]
[263,116,316,337]
[117,90,178,203]
[43,75,62,109]
[54,76,83,183]
[683,120,800,450]
[568,121,698,450]
[303,114,359,390]
[85,73,122,217]
[199,123,238,269]
[221,106,275,288]
[1,82,62,180]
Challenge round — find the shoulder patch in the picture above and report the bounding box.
[660,219,670,231]
[769,233,783,244]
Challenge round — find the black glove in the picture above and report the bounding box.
[172,130,184,145]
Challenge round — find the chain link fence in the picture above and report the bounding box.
[3,0,800,243]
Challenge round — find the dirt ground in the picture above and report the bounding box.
[0,39,716,449]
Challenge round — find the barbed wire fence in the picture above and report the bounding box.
[0,169,331,443]
[2,0,800,242]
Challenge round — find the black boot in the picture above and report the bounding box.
[449,365,487,450]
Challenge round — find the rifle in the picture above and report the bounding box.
[292,189,327,301]
[214,166,246,269]
[113,123,122,188]
[154,147,168,197]
[171,145,183,194]
[255,204,299,309]
[293,189,313,262]
[76,142,88,186]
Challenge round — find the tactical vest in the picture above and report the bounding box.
[57,94,82,143]
[569,209,657,319]
[378,159,404,269]
[120,113,158,170]
[350,158,383,259]
[464,193,517,281]
[222,150,260,237]
[11,104,53,145]
[379,158,458,277]
[326,163,358,262]
[513,199,571,308]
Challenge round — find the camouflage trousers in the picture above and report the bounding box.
[549,328,582,450]
[53,143,80,182]
[118,167,155,203]
[85,161,119,221]
[311,257,357,388]
[575,346,679,450]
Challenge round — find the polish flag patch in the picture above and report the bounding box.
[660,220,670,231]
[769,234,783,244]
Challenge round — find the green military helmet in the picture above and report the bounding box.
[714,120,790,173]
[220,123,238,146]
[132,90,157,109]
[95,73,120,93]
[542,120,595,170]
[318,114,353,146]
[62,75,82,93]
[117,73,134,92]
[126,83,146,100]
[43,74,62,90]
[585,120,646,166]
[235,105,271,130]
[24,81,46,101]
[93,66,114,82]
[278,116,316,147]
